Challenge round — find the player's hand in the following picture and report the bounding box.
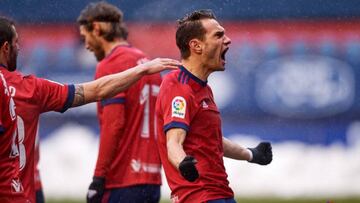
[179,155,199,182]
[141,58,181,74]
[86,176,105,203]
[248,142,273,165]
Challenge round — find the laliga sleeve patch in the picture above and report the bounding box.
[172,96,186,118]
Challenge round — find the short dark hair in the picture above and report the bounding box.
[77,1,128,41]
[0,16,15,47]
[176,9,216,59]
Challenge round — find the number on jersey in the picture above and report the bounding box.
[140,84,159,138]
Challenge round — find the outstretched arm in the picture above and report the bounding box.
[71,58,180,107]
[222,137,252,161]
[223,137,273,165]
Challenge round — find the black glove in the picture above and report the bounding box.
[179,155,199,182]
[86,176,105,203]
[248,142,273,165]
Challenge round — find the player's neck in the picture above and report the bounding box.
[103,39,129,56]
[181,59,211,81]
[0,55,8,70]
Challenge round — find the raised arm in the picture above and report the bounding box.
[71,58,180,107]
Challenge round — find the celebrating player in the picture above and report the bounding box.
[0,17,27,203]
[156,10,273,203]
[0,72,26,203]
[77,2,163,203]
[0,15,179,203]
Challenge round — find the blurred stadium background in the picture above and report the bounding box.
[1,0,360,202]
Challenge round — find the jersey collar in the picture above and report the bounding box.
[0,64,8,72]
[105,44,131,60]
[0,64,7,69]
[178,66,207,87]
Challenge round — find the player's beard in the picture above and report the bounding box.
[7,44,18,71]
[94,47,105,61]
[91,40,105,61]
[204,46,224,72]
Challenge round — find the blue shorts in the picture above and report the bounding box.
[36,189,45,203]
[207,198,237,203]
[103,184,160,203]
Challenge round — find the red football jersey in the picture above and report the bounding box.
[156,66,234,203]
[0,67,26,202]
[4,70,74,202]
[94,45,162,188]
[34,137,41,192]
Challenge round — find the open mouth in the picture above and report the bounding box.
[221,47,229,62]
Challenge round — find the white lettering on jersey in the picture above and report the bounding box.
[9,86,16,97]
[140,84,149,105]
[9,130,19,158]
[11,178,23,193]
[9,97,16,121]
[0,72,10,96]
[131,159,141,172]
[0,75,16,120]
[142,163,161,173]
[171,96,186,118]
[17,116,26,170]
[130,159,161,174]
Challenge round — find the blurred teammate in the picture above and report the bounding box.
[77,2,163,203]
[156,10,273,203]
[0,15,179,203]
[0,17,26,203]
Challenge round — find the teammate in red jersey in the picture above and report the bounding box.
[7,62,176,203]
[0,15,179,203]
[0,17,27,203]
[156,10,273,203]
[0,69,26,203]
[77,2,163,203]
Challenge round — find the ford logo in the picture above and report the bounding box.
[255,55,355,119]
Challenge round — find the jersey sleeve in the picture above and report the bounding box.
[34,77,75,113]
[94,103,126,177]
[160,82,193,133]
[94,54,143,177]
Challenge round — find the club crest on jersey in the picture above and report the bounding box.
[172,96,186,118]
